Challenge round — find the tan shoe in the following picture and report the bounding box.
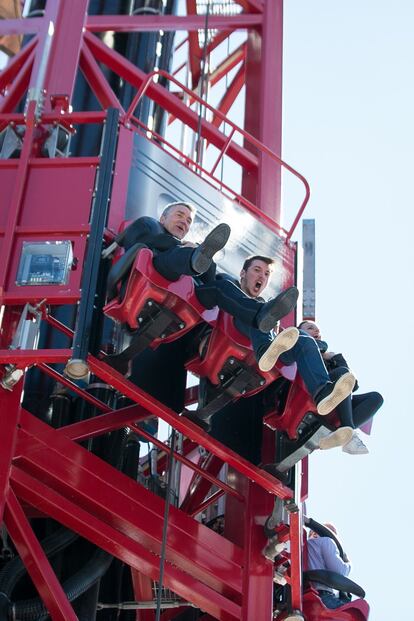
[258,327,299,372]
[316,371,356,416]
[319,426,353,450]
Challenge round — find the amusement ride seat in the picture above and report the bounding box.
[103,245,218,374]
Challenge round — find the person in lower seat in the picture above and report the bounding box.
[193,256,356,449]
[307,523,352,609]
[298,320,383,454]
[105,201,299,342]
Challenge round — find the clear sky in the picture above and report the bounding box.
[283,1,414,617]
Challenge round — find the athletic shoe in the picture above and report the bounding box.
[319,426,353,450]
[258,327,299,372]
[315,372,356,416]
[256,286,299,333]
[191,223,231,274]
[342,431,369,454]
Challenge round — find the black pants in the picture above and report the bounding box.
[195,278,264,327]
[329,367,383,429]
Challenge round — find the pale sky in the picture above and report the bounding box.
[283,1,414,618]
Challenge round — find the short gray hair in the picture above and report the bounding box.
[161,201,196,218]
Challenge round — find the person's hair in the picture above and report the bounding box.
[298,320,317,330]
[161,201,196,218]
[242,255,274,272]
[324,522,338,535]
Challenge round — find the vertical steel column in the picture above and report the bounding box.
[27,0,89,113]
[243,0,283,222]
[0,383,23,521]
[67,108,119,377]
[241,481,274,620]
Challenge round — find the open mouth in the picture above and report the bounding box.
[254,280,262,292]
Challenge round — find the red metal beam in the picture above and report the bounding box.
[79,43,124,111]
[180,454,225,514]
[61,404,154,441]
[130,423,243,503]
[289,507,303,611]
[11,467,242,621]
[0,383,23,520]
[0,48,34,113]
[209,43,245,88]
[16,411,245,593]
[41,0,89,111]
[0,101,36,298]
[0,35,38,93]
[84,32,258,173]
[86,14,262,33]
[88,355,293,499]
[235,0,264,12]
[0,349,73,364]
[211,63,245,128]
[4,488,78,621]
[0,18,42,36]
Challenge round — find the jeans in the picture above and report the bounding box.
[153,245,197,281]
[328,366,383,429]
[240,328,331,397]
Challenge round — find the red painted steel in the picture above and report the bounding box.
[123,69,309,240]
[87,355,293,500]
[11,467,242,621]
[130,423,244,503]
[0,3,317,618]
[4,489,78,620]
[0,382,23,520]
[86,14,262,33]
[289,508,303,611]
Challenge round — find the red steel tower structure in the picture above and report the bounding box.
[0,2,367,621]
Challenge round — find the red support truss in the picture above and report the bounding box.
[0,2,315,620]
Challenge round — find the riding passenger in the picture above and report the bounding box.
[298,320,383,454]
[307,523,352,609]
[193,255,357,447]
[106,201,299,347]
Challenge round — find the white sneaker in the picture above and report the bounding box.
[319,426,353,450]
[342,431,369,455]
[258,327,299,372]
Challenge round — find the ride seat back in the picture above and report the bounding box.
[303,588,370,621]
[186,311,295,399]
[103,247,218,344]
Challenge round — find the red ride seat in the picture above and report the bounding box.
[103,247,218,346]
[185,312,296,421]
[303,589,370,621]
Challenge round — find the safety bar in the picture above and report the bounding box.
[124,69,310,240]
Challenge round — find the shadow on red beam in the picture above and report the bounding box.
[0,349,73,365]
[61,403,153,441]
[88,355,293,500]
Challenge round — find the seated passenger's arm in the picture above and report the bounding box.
[321,538,351,577]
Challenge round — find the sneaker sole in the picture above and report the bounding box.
[258,327,299,372]
[192,223,231,274]
[317,372,356,416]
[319,426,353,450]
[257,287,299,333]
